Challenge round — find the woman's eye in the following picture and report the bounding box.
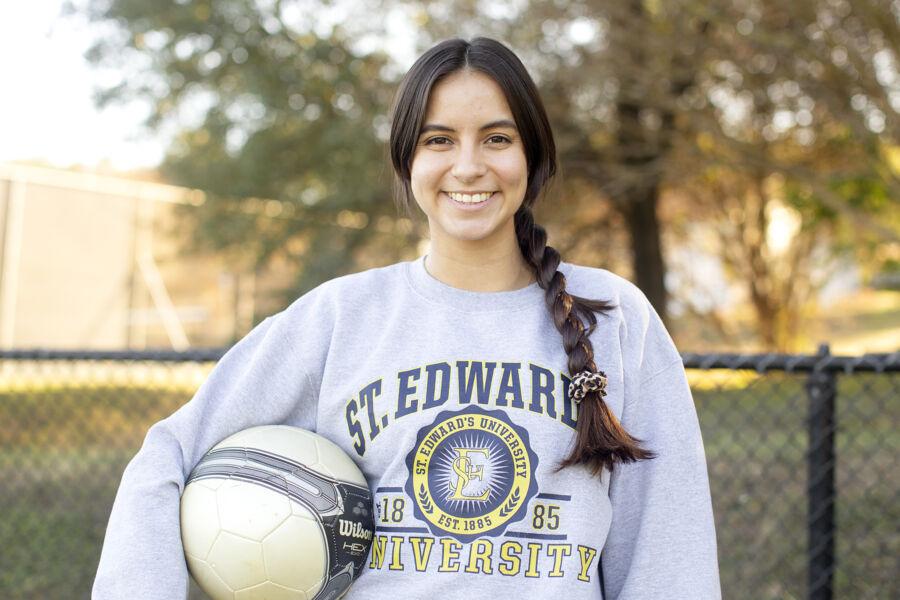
[423,134,511,146]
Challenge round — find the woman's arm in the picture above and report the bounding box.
[92,291,331,599]
[601,305,721,599]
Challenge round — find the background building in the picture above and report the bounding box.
[0,162,290,349]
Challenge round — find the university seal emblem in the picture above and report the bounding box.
[404,405,539,543]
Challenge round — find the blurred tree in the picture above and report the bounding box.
[667,0,900,350]
[70,0,898,348]
[409,0,717,323]
[405,0,899,348]
[66,0,422,311]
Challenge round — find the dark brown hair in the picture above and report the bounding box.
[388,37,654,475]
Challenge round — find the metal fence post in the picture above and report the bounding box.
[806,343,836,600]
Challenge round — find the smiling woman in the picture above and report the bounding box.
[93,37,721,600]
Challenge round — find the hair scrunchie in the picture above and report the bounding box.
[569,370,608,404]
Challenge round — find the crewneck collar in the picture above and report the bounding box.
[405,254,566,313]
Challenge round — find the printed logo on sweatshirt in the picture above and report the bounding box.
[403,405,539,543]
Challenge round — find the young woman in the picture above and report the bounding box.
[94,37,721,599]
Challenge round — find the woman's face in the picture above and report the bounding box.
[410,69,528,251]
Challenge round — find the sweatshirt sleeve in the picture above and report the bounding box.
[92,290,331,599]
[600,303,721,599]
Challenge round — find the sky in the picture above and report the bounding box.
[0,1,421,172]
[0,2,167,170]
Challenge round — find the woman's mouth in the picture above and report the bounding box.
[444,191,497,209]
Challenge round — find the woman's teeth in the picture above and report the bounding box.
[447,192,494,203]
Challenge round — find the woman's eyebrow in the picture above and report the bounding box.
[419,119,517,134]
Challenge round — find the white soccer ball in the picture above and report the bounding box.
[180,425,374,600]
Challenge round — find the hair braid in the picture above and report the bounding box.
[515,207,656,475]
[388,36,656,477]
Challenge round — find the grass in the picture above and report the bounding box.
[0,379,197,600]
[0,367,896,599]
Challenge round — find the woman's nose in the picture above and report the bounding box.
[450,143,487,181]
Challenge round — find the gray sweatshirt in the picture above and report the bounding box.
[93,255,721,599]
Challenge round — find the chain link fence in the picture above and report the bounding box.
[1,348,897,599]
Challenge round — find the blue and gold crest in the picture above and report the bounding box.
[404,405,539,543]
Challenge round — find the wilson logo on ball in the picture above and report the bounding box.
[338,519,374,541]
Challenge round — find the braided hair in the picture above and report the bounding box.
[389,37,655,475]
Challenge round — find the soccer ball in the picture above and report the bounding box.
[180,425,375,600]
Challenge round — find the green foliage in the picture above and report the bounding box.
[71,0,418,305]
[69,0,900,338]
